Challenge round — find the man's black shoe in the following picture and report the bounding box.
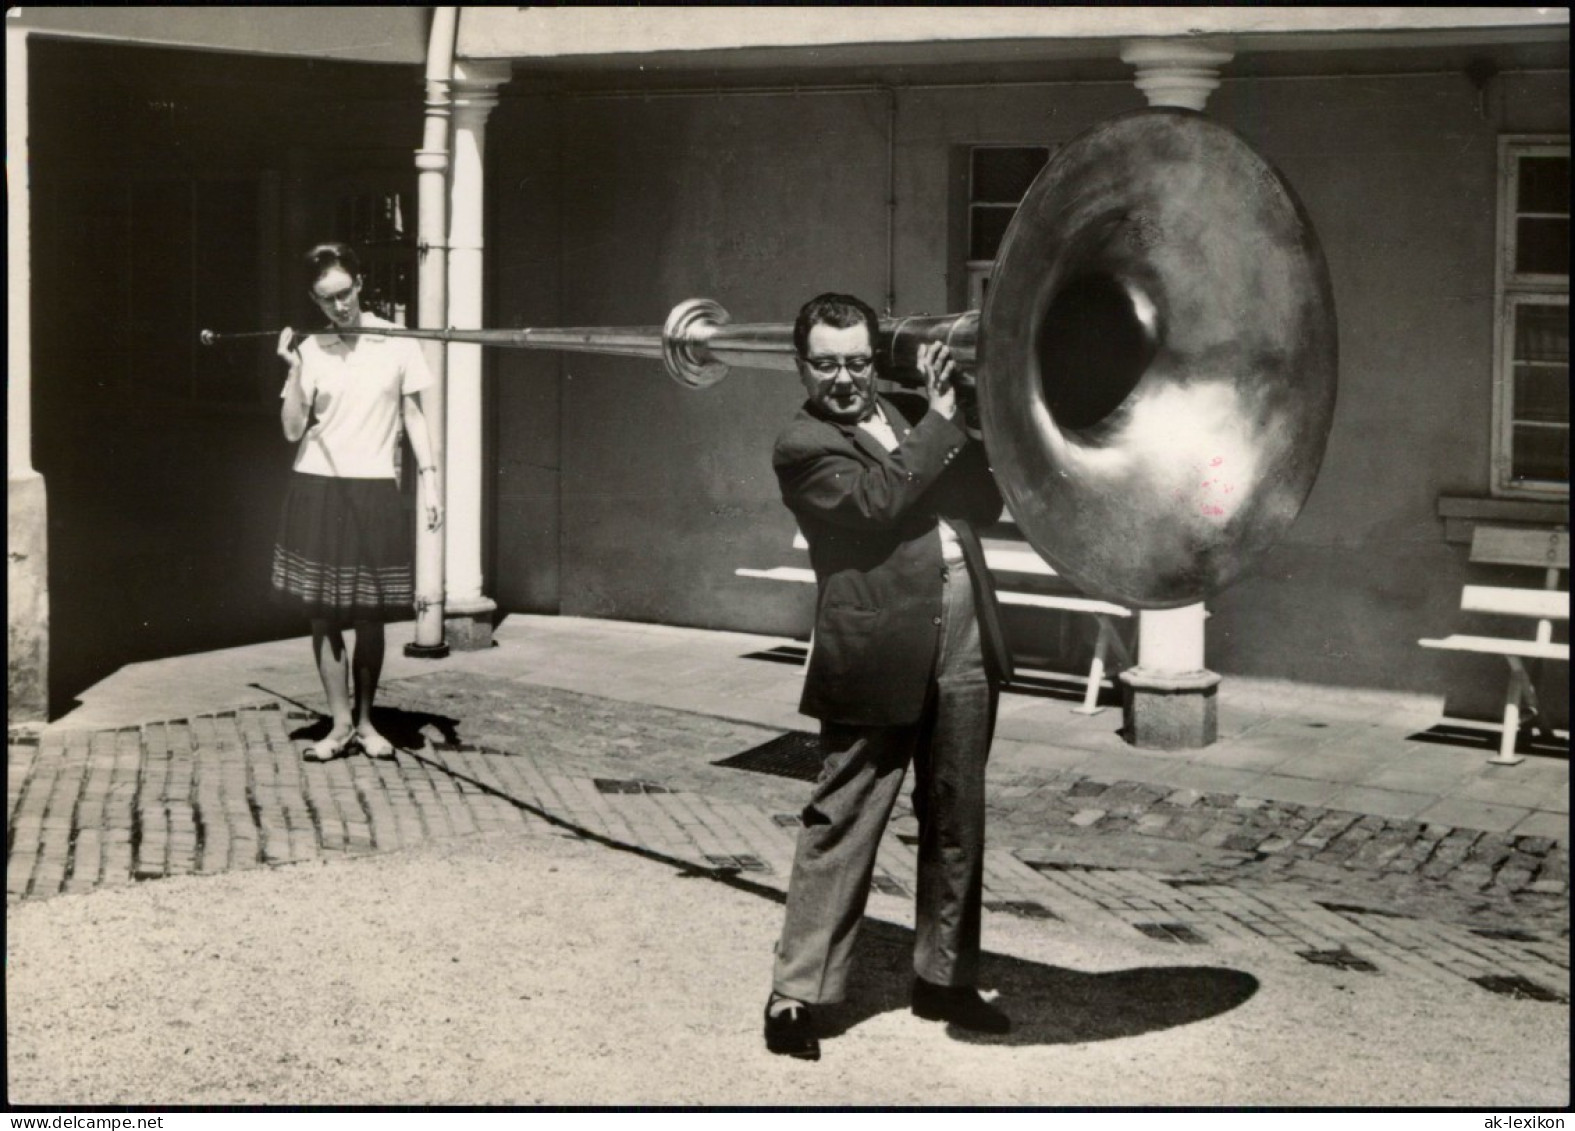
[764,995,821,1060]
[911,977,1011,1033]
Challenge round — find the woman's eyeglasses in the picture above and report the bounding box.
[802,355,875,378]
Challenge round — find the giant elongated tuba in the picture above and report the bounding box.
[205,109,1337,608]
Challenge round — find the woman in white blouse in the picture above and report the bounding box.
[272,243,443,762]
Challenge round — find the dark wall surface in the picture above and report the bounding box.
[30,40,424,716]
[487,69,1568,723]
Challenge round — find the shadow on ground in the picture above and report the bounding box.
[388,730,1263,1049]
[1407,721,1569,761]
[816,918,1260,1046]
[285,704,462,752]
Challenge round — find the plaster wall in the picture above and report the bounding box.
[487,68,1567,720]
[1200,69,1568,720]
[489,100,566,615]
[13,7,429,63]
[491,91,891,635]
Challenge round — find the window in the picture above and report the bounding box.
[332,187,415,327]
[966,146,1051,311]
[1493,137,1569,498]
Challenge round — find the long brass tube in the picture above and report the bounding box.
[201,300,981,390]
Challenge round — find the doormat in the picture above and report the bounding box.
[1470,927,1540,942]
[1133,922,1208,945]
[1297,946,1379,972]
[985,899,1061,921]
[713,730,823,782]
[1471,974,1568,1003]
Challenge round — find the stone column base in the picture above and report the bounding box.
[444,597,498,652]
[8,471,49,725]
[403,637,451,660]
[1119,667,1222,750]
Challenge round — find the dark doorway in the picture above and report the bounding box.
[30,39,422,717]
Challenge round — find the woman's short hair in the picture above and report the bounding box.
[304,242,362,290]
[793,293,880,358]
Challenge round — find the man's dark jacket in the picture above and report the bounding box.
[773,391,1015,727]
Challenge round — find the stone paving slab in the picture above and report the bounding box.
[5,693,1569,1011]
[378,674,1562,888]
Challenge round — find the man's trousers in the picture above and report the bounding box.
[772,561,998,1003]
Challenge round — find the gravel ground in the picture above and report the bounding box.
[7,817,1569,1108]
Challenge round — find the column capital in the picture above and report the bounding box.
[1120,39,1235,112]
[451,58,512,116]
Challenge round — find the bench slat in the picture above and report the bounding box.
[1419,634,1570,660]
[769,528,1133,616]
[734,568,1132,617]
[1000,591,1133,617]
[797,531,1068,581]
[735,567,815,583]
[1470,526,1570,570]
[1460,585,1570,620]
[982,543,1058,577]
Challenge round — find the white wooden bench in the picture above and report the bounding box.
[1419,525,1570,765]
[737,525,1134,715]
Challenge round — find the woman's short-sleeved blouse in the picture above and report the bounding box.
[287,314,433,479]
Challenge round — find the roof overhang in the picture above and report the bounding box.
[11,6,431,64]
[459,7,1568,92]
[8,7,1567,85]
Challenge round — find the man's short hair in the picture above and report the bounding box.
[793,293,881,359]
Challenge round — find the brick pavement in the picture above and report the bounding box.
[375,673,1568,935]
[985,771,1570,930]
[6,687,1568,1008]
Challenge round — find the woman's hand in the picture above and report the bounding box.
[278,328,311,441]
[919,341,958,421]
[420,470,444,533]
[276,327,302,368]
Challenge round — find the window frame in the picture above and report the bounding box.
[965,144,1053,311]
[1492,135,1570,500]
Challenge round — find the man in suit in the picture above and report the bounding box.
[764,292,1015,1061]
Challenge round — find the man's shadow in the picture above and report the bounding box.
[680,864,1258,1046]
[820,918,1259,1045]
[283,699,1262,1045]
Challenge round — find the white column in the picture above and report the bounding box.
[404,9,458,660]
[7,25,49,724]
[443,59,510,649]
[1120,40,1235,112]
[1137,605,1209,673]
[7,26,33,485]
[1116,39,1234,748]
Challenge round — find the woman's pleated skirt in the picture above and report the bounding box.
[271,472,412,623]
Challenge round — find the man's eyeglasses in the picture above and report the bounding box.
[802,355,875,378]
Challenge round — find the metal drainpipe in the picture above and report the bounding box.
[406,6,458,659]
[885,86,897,316]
